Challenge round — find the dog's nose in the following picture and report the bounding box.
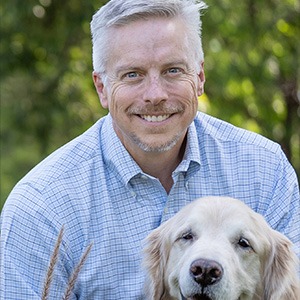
[190,259,223,286]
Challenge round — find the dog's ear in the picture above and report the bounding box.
[263,230,299,299]
[143,226,171,300]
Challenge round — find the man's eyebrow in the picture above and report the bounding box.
[163,61,189,68]
[115,64,140,75]
[115,61,189,73]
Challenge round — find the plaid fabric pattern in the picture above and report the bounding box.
[1,112,299,299]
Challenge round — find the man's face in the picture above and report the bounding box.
[93,17,205,156]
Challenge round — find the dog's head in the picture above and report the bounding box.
[143,196,299,300]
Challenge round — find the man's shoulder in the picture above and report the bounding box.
[1,117,112,229]
[194,112,281,155]
[17,117,108,192]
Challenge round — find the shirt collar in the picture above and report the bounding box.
[173,120,201,180]
[101,114,142,186]
[101,114,201,185]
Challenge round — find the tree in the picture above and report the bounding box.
[1,0,299,210]
[201,0,299,171]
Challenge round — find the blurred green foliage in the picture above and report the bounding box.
[1,0,299,211]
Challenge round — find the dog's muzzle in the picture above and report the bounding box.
[180,292,213,300]
[180,258,223,300]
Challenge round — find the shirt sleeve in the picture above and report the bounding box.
[263,149,300,260]
[0,184,75,300]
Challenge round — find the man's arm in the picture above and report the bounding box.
[0,184,73,299]
[264,150,300,261]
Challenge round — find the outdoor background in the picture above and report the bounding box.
[1,0,299,212]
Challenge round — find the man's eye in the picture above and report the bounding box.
[125,72,139,78]
[167,68,181,74]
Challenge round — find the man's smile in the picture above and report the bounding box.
[140,114,171,122]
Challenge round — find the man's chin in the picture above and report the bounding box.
[134,134,184,153]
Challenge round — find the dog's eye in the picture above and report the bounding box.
[238,237,251,249]
[181,232,194,241]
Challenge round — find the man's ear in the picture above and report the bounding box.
[93,71,108,108]
[197,62,205,96]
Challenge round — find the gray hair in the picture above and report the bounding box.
[90,0,207,75]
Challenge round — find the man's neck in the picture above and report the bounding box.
[133,139,187,194]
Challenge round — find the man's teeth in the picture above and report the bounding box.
[141,114,170,122]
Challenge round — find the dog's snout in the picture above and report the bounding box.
[190,259,223,286]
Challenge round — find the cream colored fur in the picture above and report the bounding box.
[143,196,299,300]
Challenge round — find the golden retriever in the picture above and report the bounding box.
[143,196,299,300]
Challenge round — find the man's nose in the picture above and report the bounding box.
[142,76,168,105]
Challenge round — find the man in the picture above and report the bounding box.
[1,0,299,299]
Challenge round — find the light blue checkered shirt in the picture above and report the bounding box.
[1,112,299,299]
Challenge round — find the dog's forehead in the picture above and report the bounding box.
[173,197,257,232]
[183,197,250,216]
